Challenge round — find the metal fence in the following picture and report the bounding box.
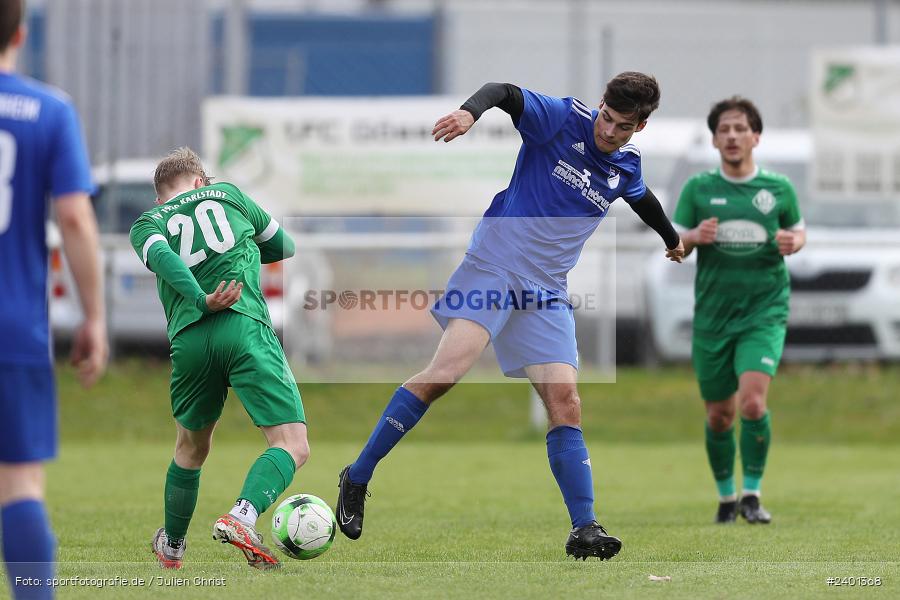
[45,0,210,164]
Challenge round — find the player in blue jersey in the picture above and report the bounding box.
[337,72,684,560]
[0,1,107,597]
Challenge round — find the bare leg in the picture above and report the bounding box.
[404,318,491,403]
[174,421,217,469]
[260,422,310,471]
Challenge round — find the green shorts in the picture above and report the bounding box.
[692,323,786,402]
[170,310,304,431]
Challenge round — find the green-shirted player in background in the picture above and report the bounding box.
[673,97,805,525]
[130,148,308,570]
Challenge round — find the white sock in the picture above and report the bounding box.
[229,499,259,526]
[741,490,761,498]
[719,494,737,503]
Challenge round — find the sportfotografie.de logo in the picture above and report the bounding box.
[302,288,602,311]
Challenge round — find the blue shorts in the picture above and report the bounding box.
[431,255,578,377]
[0,363,57,462]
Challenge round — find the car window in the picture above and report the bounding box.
[92,182,157,234]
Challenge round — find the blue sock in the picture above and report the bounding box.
[3,499,55,600]
[348,386,429,484]
[547,425,596,528]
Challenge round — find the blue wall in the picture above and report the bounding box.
[211,12,435,96]
[24,10,45,82]
[246,14,434,96]
[30,10,435,97]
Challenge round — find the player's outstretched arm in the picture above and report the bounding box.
[628,188,684,263]
[432,110,475,142]
[433,82,525,142]
[665,239,685,263]
[56,192,109,388]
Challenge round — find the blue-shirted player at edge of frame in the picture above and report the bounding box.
[0,0,109,598]
[336,72,686,560]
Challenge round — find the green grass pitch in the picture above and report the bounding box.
[4,362,899,598]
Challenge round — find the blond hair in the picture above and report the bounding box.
[154,147,211,196]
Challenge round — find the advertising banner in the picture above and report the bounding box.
[203,96,522,215]
[810,47,900,198]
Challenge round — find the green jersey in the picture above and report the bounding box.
[673,168,803,335]
[129,182,279,341]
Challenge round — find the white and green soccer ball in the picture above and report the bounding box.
[270,494,336,560]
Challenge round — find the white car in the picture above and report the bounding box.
[645,131,900,362]
[646,236,900,361]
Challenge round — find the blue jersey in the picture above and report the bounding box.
[0,73,93,365]
[467,88,645,294]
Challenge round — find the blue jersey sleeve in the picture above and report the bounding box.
[49,100,93,198]
[517,89,570,146]
[621,157,646,203]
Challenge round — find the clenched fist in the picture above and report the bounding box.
[775,229,802,255]
[695,217,719,245]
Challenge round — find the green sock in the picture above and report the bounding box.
[705,423,736,498]
[238,448,296,514]
[741,412,771,494]
[164,460,201,541]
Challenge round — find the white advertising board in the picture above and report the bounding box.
[203,96,522,215]
[810,47,900,199]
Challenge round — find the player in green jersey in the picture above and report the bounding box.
[130,148,307,570]
[673,97,805,525]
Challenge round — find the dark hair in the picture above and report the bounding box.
[707,96,763,134]
[0,0,23,53]
[602,71,660,122]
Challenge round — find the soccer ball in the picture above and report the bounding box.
[270,494,336,560]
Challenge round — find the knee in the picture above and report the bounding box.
[0,464,45,504]
[707,404,736,432]
[740,398,767,420]
[547,388,581,427]
[707,413,734,432]
[176,438,211,467]
[738,391,767,420]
